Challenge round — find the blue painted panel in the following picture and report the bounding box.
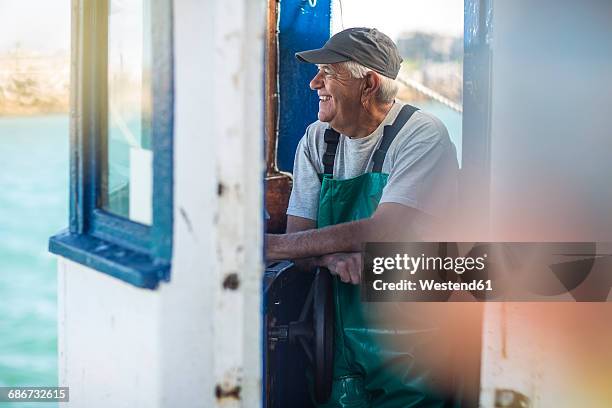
[49,230,167,289]
[277,0,332,172]
[89,210,151,253]
[151,0,174,270]
[459,4,492,404]
[462,0,493,229]
[50,0,174,290]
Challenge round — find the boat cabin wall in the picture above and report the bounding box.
[58,0,264,407]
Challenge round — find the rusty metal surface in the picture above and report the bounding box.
[265,0,279,177]
[265,0,292,234]
[266,175,292,234]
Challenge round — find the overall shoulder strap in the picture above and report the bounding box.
[322,128,340,176]
[372,104,419,173]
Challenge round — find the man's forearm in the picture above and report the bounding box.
[267,218,372,260]
[267,203,419,260]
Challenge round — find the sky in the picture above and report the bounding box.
[0,0,71,53]
[332,0,464,40]
[0,0,461,54]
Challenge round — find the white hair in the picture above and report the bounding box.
[339,60,399,104]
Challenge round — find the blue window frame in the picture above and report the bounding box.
[49,0,174,289]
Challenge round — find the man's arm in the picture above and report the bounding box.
[267,202,419,260]
[286,215,316,233]
[284,215,319,271]
[284,215,364,284]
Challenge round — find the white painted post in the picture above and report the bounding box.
[165,0,264,405]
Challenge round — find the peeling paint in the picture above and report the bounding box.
[215,367,243,401]
[214,384,241,400]
[485,0,494,45]
[179,206,194,234]
[222,273,240,290]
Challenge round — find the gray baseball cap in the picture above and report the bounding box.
[295,27,402,79]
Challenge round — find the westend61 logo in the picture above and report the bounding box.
[362,242,612,302]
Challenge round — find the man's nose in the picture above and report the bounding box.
[309,70,324,90]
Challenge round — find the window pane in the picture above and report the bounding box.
[102,0,153,225]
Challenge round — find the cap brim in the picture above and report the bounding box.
[295,48,350,64]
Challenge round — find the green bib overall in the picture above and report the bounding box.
[315,105,453,408]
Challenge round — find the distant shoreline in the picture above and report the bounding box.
[0,112,69,120]
[0,107,69,117]
[0,48,70,117]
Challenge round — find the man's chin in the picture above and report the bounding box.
[317,113,332,123]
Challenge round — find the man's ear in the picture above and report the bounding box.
[361,71,380,105]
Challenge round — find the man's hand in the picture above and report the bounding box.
[317,252,362,284]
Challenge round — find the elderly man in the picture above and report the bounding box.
[267,28,459,407]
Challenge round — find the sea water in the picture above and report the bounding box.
[0,115,67,407]
[419,101,463,167]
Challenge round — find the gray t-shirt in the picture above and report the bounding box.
[287,102,459,238]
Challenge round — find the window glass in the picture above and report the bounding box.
[332,0,464,165]
[102,0,153,224]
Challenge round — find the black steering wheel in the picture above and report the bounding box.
[267,267,334,403]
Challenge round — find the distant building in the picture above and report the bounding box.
[396,31,462,62]
[0,46,69,115]
[395,32,463,105]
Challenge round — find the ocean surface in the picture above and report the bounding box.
[0,115,67,407]
[418,101,463,166]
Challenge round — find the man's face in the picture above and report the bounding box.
[310,64,363,130]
